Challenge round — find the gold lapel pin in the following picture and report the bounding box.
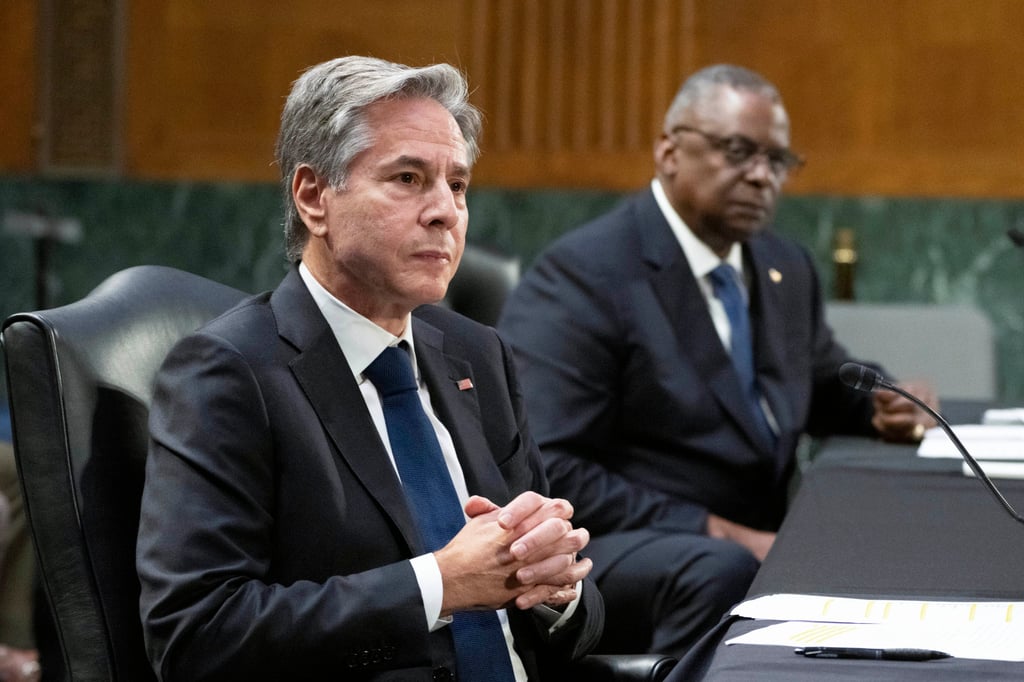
[769,268,782,283]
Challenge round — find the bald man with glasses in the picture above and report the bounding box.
[497,64,936,659]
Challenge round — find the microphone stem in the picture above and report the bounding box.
[883,382,1024,526]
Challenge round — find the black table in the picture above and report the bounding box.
[676,412,1024,680]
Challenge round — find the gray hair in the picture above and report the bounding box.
[664,64,783,129]
[275,56,483,263]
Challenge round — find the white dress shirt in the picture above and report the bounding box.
[651,178,745,351]
[298,263,538,677]
[651,179,779,434]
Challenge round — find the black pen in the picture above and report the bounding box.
[795,647,951,661]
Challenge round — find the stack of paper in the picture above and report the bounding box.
[983,408,1024,426]
[916,423,1024,479]
[727,594,1024,661]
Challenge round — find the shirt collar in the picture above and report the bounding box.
[651,178,744,279]
[298,262,419,383]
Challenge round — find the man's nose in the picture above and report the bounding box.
[743,153,779,185]
[423,181,460,228]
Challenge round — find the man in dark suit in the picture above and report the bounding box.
[137,56,602,681]
[497,64,936,659]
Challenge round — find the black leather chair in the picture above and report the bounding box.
[2,266,246,681]
[443,242,521,326]
[2,265,675,682]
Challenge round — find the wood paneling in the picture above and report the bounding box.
[0,0,38,172]
[685,0,1024,197]
[122,0,466,180]
[5,0,1024,197]
[38,0,123,173]
[467,0,695,189]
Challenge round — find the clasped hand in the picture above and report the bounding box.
[434,491,592,615]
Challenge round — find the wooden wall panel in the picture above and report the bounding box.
[467,0,695,188]
[5,0,1024,198]
[0,0,38,172]
[38,0,123,173]
[123,0,465,180]
[688,0,1024,197]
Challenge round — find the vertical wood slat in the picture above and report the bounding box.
[570,0,594,151]
[545,0,568,150]
[467,0,491,141]
[519,0,542,149]
[624,0,646,148]
[598,0,618,151]
[650,0,674,139]
[38,0,124,174]
[493,0,517,150]
[466,0,691,155]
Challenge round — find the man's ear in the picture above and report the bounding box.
[292,165,329,237]
[653,133,679,177]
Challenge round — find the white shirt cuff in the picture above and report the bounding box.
[413,556,583,634]
[410,553,450,631]
[533,580,584,632]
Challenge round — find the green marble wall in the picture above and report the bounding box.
[2,175,1023,409]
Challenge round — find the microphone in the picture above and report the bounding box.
[839,361,1024,526]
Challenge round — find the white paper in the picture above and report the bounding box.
[728,594,1024,662]
[983,408,1024,426]
[726,619,1024,662]
[962,460,1024,480]
[917,424,1024,460]
[732,593,1024,626]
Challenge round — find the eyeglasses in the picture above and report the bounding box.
[669,125,804,176]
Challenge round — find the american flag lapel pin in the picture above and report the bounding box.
[457,378,474,391]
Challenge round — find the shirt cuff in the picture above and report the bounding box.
[533,580,584,633]
[411,553,451,632]
[414,556,582,634]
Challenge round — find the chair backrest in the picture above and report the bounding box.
[825,301,997,401]
[443,243,520,326]
[2,266,247,682]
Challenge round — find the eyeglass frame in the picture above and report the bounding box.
[668,124,805,177]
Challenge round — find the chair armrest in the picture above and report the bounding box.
[567,653,678,681]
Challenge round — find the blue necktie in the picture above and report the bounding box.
[364,345,516,682]
[708,264,776,448]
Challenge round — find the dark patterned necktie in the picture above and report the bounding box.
[364,345,516,681]
[708,264,776,449]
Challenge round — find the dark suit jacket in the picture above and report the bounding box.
[136,268,602,682]
[497,189,877,535]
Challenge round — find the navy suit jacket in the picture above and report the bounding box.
[137,268,602,681]
[498,189,877,535]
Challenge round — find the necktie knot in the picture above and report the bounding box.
[708,263,742,300]
[364,345,417,397]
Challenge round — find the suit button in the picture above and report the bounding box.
[432,668,453,681]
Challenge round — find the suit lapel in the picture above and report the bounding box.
[636,192,779,452]
[744,240,795,454]
[412,316,510,504]
[271,269,423,553]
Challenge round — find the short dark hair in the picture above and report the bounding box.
[664,64,783,128]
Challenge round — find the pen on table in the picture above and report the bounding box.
[795,647,951,661]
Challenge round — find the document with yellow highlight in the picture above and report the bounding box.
[727,594,1024,661]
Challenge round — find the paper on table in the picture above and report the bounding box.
[983,408,1024,426]
[917,424,1024,460]
[729,595,1024,662]
[732,593,1024,626]
[962,460,1024,480]
[726,619,1024,662]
